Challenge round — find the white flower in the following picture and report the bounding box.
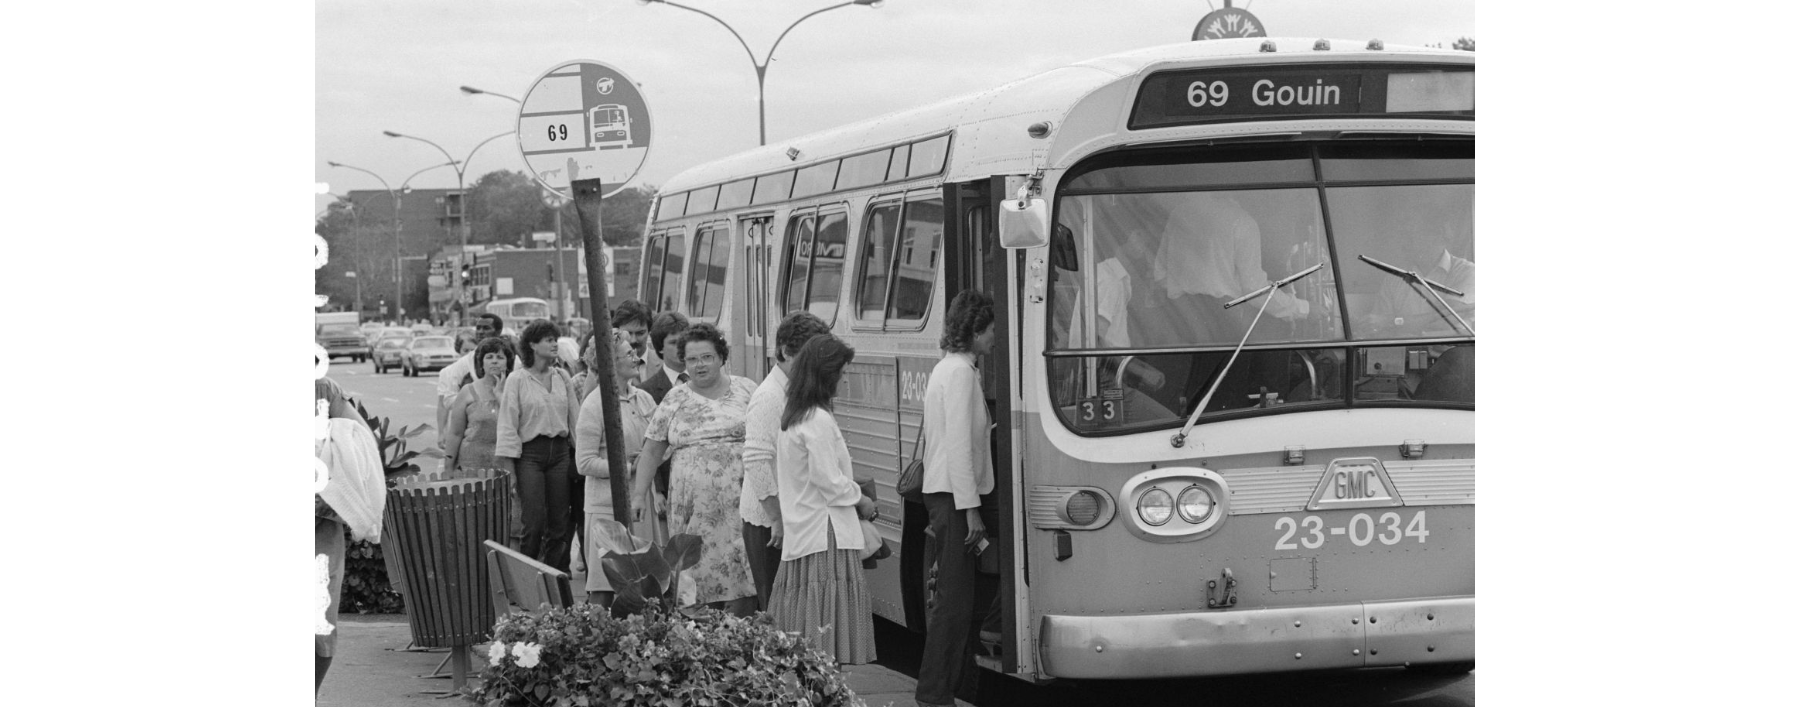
[512,642,543,669]
[488,641,508,666]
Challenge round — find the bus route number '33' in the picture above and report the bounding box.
[1273,511,1429,550]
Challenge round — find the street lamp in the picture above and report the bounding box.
[326,160,456,321]
[459,85,522,104]
[381,130,515,324]
[639,0,883,146]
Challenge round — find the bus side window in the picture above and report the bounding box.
[888,198,942,324]
[808,211,847,324]
[643,234,667,312]
[662,231,686,313]
[856,201,902,321]
[783,214,816,316]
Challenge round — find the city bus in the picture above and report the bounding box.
[484,297,552,338]
[638,37,1473,681]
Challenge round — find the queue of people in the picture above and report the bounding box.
[414,293,999,690]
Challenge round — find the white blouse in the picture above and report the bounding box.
[774,408,865,561]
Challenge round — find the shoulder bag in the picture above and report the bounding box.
[896,430,926,502]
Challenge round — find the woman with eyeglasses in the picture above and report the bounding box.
[574,329,658,608]
[632,322,759,616]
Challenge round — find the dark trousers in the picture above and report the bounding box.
[742,521,780,612]
[516,435,575,572]
[916,492,999,706]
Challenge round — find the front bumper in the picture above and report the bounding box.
[1037,596,1472,678]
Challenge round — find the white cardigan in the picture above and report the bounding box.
[775,408,865,561]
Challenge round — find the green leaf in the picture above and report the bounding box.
[662,534,703,573]
[591,518,649,556]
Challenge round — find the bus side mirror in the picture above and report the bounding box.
[999,197,1050,249]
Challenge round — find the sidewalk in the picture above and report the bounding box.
[317,614,967,707]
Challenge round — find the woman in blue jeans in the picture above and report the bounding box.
[495,320,581,571]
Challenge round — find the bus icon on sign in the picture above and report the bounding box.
[590,104,630,149]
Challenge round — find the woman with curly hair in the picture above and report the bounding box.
[631,322,760,615]
[496,320,581,571]
[767,333,877,664]
[916,289,999,707]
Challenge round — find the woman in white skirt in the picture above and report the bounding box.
[769,334,877,664]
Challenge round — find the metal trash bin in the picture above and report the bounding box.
[382,469,511,689]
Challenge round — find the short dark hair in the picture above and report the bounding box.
[675,322,729,364]
[774,311,831,362]
[610,299,653,330]
[940,290,994,352]
[474,312,503,331]
[781,334,856,430]
[472,337,516,379]
[649,311,690,352]
[518,320,562,367]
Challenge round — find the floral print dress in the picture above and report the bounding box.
[644,375,759,606]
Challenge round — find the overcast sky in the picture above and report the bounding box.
[316,0,1472,208]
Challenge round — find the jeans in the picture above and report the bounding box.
[742,521,779,612]
[516,435,574,572]
[915,491,999,706]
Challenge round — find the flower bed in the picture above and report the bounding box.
[477,604,866,707]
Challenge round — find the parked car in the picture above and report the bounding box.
[370,334,412,374]
[316,322,366,362]
[401,336,459,377]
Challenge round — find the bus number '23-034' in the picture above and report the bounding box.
[1273,511,1429,550]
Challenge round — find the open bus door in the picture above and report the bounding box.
[739,214,773,380]
[905,176,1021,675]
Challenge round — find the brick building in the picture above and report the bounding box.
[428,243,640,325]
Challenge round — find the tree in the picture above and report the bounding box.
[467,170,551,247]
[554,184,657,248]
[316,197,399,315]
[1452,37,1474,51]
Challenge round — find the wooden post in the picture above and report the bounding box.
[571,178,634,530]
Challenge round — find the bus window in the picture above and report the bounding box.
[659,192,689,221]
[688,185,720,215]
[752,171,795,205]
[782,214,816,315]
[642,234,667,311]
[793,161,841,199]
[907,135,950,177]
[718,179,754,211]
[660,231,686,313]
[838,149,892,191]
[885,144,911,183]
[1330,183,1474,339]
[888,198,942,323]
[855,201,902,320]
[807,211,847,323]
[685,224,729,320]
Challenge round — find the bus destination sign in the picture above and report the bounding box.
[1130,65,1473,130]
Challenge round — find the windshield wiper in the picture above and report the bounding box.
[1358,254,1476,338]
[1170,263,1323,449]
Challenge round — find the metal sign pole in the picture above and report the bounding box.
[573,178,633,527]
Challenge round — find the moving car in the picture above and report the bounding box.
[364,327,413,362]
[370,333,412,374]
[401,336,459,377]
[316,321,366,362]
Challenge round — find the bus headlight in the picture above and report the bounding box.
[1177,485,1215,523]
[1137,488,1174,526]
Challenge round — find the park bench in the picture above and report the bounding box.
[484,539,576,615]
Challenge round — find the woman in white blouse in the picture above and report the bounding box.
[769,334,878,665]
[916,290,997,707]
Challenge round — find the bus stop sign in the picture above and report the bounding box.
[517,60,651,199]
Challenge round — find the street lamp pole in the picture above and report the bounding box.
[327,160,455,321]
[639,0,883,146]
[382,130,515,324]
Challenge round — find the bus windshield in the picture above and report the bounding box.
[1047,140,1473,434]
